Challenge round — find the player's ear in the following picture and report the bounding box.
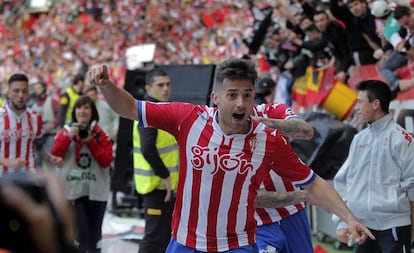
[211,92,219,106]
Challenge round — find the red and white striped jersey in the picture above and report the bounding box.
[0,105,43,176]
[253,103,306,226]
[137,101,315,252]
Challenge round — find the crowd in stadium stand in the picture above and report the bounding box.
[0,0,254,92]
[1,0,414,104]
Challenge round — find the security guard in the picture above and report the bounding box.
[132,68,179,253]
[58,73,85,127]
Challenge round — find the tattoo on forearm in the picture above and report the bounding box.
[267,120,312,138]
[255,191,306,208]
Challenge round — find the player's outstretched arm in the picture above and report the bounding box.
[87,65,138,120]
[255,190,308,208]
[253,116,314,139]
[304,176,375,245]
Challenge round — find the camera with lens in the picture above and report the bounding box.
[78,124,90,139]
[0,172,51,253]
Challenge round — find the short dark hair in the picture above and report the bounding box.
[71,95,99,124]
[145,68,169,86]
[213,58,257,91]
[394,5,411,20]
[313,10,329,19]
[8,73,29,86]
[73,73,85,85]
[356,80,391,112]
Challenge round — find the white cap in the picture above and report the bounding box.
[371,0,392,18]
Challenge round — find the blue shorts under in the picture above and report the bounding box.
[256,208,313,253]
[166,237,259,253]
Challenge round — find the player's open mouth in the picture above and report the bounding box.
[233,113,245,119]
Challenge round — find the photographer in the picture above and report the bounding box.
[51,95,113,253]
[0,172,77,253]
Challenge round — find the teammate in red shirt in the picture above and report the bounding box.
[87,58,374,252]
[0,73,43,176]
[253,103,315,253]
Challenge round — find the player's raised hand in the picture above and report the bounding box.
[87,65,112,86]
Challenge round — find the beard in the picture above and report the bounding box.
[10,101,27,111]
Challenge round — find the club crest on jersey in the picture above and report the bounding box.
[249,136,258,152]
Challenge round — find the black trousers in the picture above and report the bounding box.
[74,196,107,253]
[354,225,411,253]
[138,190,175,253]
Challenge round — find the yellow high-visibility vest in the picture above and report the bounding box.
[132,120,179,194]
[62,87,80,125]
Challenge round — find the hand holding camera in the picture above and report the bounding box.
[77,124,90,140]
[70,123,91,141]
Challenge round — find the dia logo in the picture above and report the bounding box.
[258,245,277,253]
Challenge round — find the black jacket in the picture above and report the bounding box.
[302,21,353,73]
[137,94,170,179]
[329,0,381,64]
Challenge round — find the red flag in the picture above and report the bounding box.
[306,67,323,105]
[306,67,336,105]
